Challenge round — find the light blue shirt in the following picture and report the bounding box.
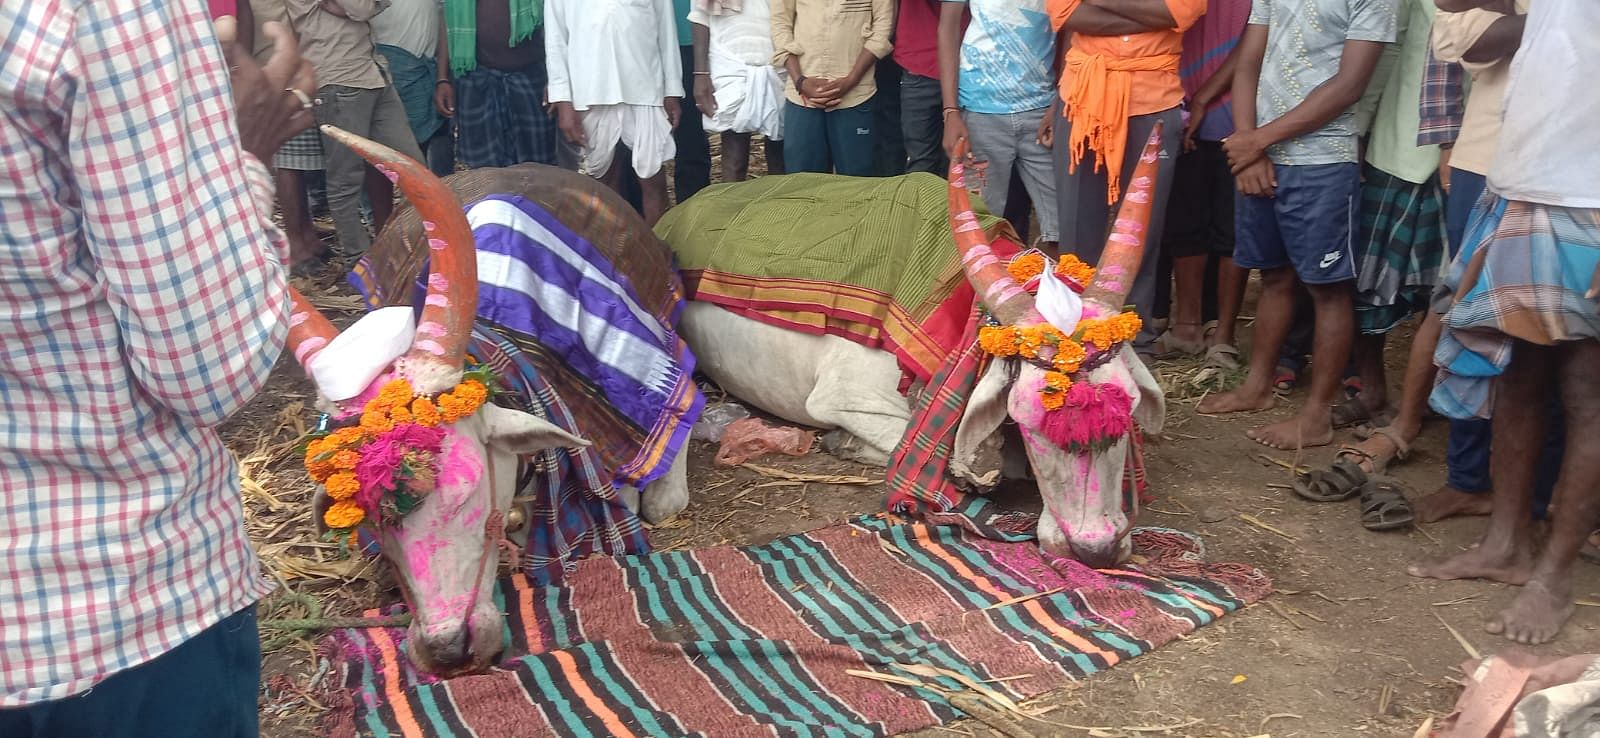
[947,0,1056,114]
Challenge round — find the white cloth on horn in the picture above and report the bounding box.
[308,306,416,401]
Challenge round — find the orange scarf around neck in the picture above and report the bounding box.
[1063,46,1179,204]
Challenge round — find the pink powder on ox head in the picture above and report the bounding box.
[436,431,485,495]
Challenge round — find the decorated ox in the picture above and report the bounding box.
[284,127,698,675]
[667,128,1169,567]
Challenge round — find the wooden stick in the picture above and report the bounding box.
[1432,611,1482,660]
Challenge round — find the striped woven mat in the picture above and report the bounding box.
[325,516,1271,737]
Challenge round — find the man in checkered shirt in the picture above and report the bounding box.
[0,2,316,735]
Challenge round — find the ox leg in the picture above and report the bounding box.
[803,384,909,468]
[639,451,691,523]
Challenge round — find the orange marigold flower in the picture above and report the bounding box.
[324,500,365,529]
[1054,254,1096,285]
[978,326,1019,357]
[1052,339,1087,374]
[331,450,360,471]
[375,379,415,411]
[359,410,394,436]
[439,380,490,424]
[411,398,442,426]
[389,405,413,425]
[1040,371,1071,411]
[323,472,359,500]
[328,427,366,447]
[1006,252,1046,283]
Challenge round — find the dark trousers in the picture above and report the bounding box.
[672,44,712,202]
[873,59,906,176]
[899,71,946,176]
[0,607,261,738]
[1054,105,1182,351]
[785,96,878,176]
[423,127,455,177]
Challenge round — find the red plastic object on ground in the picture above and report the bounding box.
[714,418,815,466]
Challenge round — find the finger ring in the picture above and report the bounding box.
[285,87,315,109]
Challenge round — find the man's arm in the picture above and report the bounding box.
[1225,37,1387,170]
[236,0,255,54]
[1461,13,1524,62]
[1081,0,1175,29]
[1231,22,1266,136]
[1063,5,1155,34]
[69,7,302,424]
[937,2,964,111]
[770,0,800,67]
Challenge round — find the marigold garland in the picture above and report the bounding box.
[302,368,498,540]
[1040,371,1072,410]
[1004,252,1096,287]
[975,308,1140,418]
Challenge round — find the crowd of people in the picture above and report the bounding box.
[2,0,1598,734]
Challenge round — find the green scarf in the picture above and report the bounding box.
[444,0,542,77]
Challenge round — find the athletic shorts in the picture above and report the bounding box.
[1233,162,1359,284]
[1161,140,1235,258]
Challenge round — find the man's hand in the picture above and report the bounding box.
[942,110,970,160]
[1182,95,1212,153]
[1037,103,1055,148]
[434,80,455,117]
[1222,128,1268,173]
[553,102,586,146]
[694,74,718,118]
[665,97,682,131]
[1439,146,1453,194]
[218,19,317,163]
[1235,157,1277,197]
[800,77,841,107]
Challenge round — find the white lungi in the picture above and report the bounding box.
[581,103,677,179]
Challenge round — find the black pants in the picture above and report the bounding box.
[672,44,712,202]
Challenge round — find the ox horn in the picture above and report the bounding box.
[285,287,340,369]
[320,125,478,394]
[1081,123,1164,311]
[947,142,1043,327]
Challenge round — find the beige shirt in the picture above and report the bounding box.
[287,0,393,89]
[1431,0,1526,176]
[770,0,893,108]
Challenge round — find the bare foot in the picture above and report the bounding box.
[1197,386,1276,415]
[1486,579,1574,645]
[1406,541,1534,584]
[1247,409,1333,450]
[1414,486,1493,523]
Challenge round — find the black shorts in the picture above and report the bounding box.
[1161,140,1235,258]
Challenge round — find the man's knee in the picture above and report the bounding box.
[1259,267,1297,292]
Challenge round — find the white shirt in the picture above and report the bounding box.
[687,0,773,67]
[546,0,685,109]
[1488,0,1600,207]
[369,0,438,58]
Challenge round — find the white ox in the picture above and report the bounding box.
[282,128,690,676]
[678,131,1169,567]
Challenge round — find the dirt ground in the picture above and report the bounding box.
[236,156,1600,736]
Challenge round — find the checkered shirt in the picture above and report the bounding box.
[1418,50,1466,147]
[1,0,287,705]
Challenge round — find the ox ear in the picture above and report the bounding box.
[1123,346,1166,434]
[479,403,590,454]
[950,358,1012,489]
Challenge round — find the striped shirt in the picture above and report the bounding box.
[1,0,285,705]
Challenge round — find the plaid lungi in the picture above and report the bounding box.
[272,128,324,171]
[1430,196,1600,419]
[454,65,557,168]
[1354,164,1447,334]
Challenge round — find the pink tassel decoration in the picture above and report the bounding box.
[1033,382,1135,451]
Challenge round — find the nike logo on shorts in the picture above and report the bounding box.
[1319,251,1342,268]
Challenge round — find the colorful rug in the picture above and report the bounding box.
[656,173,1023,386]
[324,517,1271,737]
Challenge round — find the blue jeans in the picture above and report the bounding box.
[784,96,877,176]
[0,607,261,738]
[900,72,945,175]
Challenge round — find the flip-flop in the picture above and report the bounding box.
[1154,329,1206,358]
[1360,479,1414,531]
[1273,366,1299,393]
[1293,453,1369,502]
[1204,343,1241,371]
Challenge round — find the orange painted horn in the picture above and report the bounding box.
[285,287,340,368]
[948,141,1042,327]
[320,125,477,394]
[1082,123,1164,311]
